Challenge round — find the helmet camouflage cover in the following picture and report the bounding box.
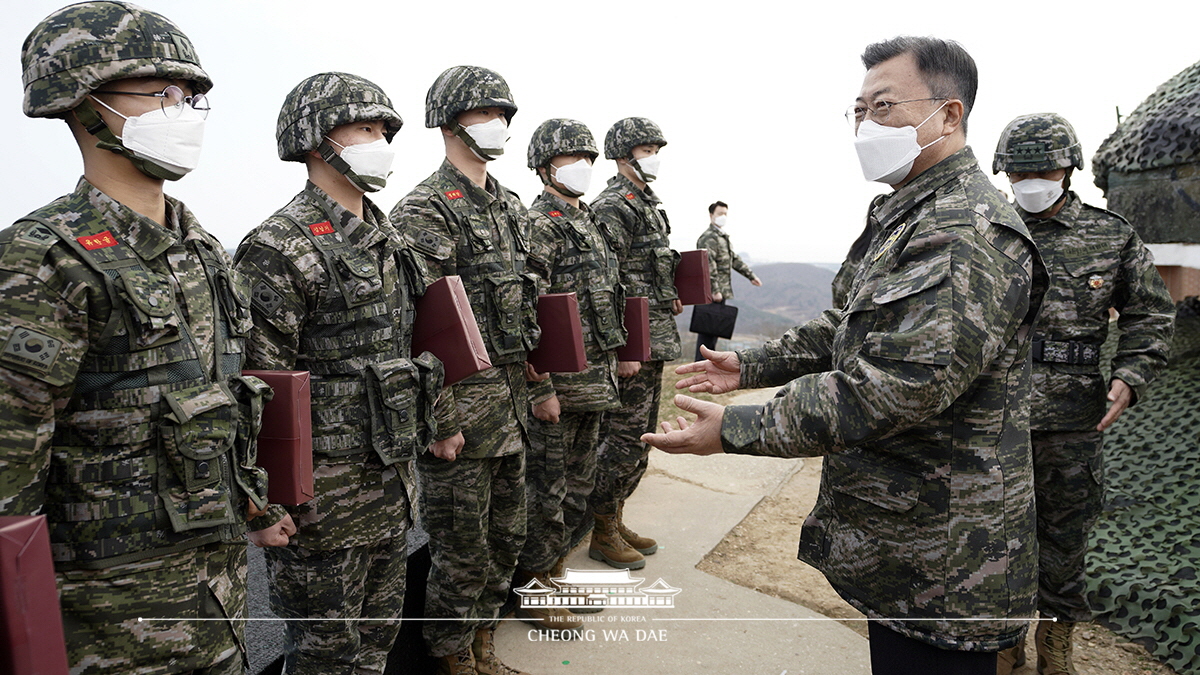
[527,118,598,169]
[277,72,403,162]
[604,117,667,160]
[425,65,517,128]
[993,112,1084,174]
[22,1,212,118]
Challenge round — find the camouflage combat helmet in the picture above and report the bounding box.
[604,117,667,160]
[276,72,402,162]
[993,113,1084,174]
[424,65,517,128]
[21,1,212,119]
[527,118,598,169]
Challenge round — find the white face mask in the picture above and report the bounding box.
[326,137,395,192]
[1011,177,1064,214]
[91,95,205,179]
[853,101,947,185]
[551,158,593,197]
[461,117,509,160]
[713,215,728,227]
[631,153,661,182]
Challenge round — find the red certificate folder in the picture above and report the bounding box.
[413,275,492,386]
[527,293,587,373]
[674,249,713,305]
[616,296,651,362]
[242,370,314,506]
[0,516,70,675]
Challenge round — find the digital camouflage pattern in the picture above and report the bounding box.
[603,116,667,159]
[0,178,267,673]
[424,65,517,128]
[696,223,756,300]
[276,72,402,162]
[21,1,212,118]
[721,148,1046,651]
[591,361,664,516]
[992,113,1084,174]
[521,411,603,572]
[527,118,598,169]
[830,213,877,309]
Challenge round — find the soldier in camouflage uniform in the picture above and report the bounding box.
[235,72,448,675]
[390,65,535,675]
[693,201,762,360]
[646,38,1046,673]
[586,117,682,571]
[992,113,1175,675]
[517,119,624,627]
[0,3,289,673]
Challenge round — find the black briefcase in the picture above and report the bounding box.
[689,303,738,339]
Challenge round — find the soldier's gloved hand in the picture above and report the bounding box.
[641,395,725,456]
[533,394,561,424]
[617,361,642,378]
[431,431,466,461]
[248,514,297,548]
[671,299,683,316]
[1097,378,1133,431]
[674,346,741,394]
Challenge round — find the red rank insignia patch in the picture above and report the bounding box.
[77,230,118,250]
[625,193,636,200]
[445,189,464,200]
[548,210,563,217]
[309,221,335,236]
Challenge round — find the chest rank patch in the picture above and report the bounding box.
[874,223,907,262]
[309,221,335,236]
[445,189,464,200]
[548,210,563,217]
[77,230,118,250]
[251,280,285,315]
[625,193,636,200]
[2,326,62,374]
[1088,274,1105,289]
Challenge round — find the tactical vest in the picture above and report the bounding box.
[425,175,540,366]
[606,187,678,308]
[16,199,270,570]
[273,190,441,465]
[530,197,626,352]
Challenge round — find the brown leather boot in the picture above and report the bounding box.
[617,501,657,555]
[514,570,583,630]
[1035,620,1077,675]
[588,513,645,569]
[434,648,478,675]
[472,627,530,675]
[996,632,1026,674]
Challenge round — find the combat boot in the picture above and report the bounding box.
[514,570,583,630]
[472,627,530,675]
[588,513,645,569]
[1035,620,1077,675]
[434,647,478,675]
[996,632,1026,674]
[617,500,657,555]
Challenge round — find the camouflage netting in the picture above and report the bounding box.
[1087,298,1200,675]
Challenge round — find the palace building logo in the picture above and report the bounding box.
[514,568,681,610]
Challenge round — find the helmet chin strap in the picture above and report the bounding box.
[453,123,501,161]
[538,166,583,198]
[316,139,379,192]
[73,99,184,181]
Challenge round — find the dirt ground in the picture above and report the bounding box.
[694,454,1177,675]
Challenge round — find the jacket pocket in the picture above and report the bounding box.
[158,381,238,531]
[865,253,952,366]
[588,286,626,351]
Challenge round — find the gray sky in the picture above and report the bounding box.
[2,0,1196,264]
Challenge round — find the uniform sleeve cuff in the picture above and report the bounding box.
[721,404,765,454]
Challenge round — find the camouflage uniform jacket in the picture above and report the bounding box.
[722,148,1046,650]
[592,174,681,361]
[236,183,440,547]
[0,178,269,570]
[526,192,622,412]
[696,224,755,299]
[1017,190,1174,430]
[392,159,537,458]
[830,211,878,310]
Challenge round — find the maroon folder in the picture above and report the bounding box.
[674,249,713,305]
[0,516,70,675]
[617,296,651,362]
[413,276,492,385]
[527,293,587,374]
[242,370,314,506]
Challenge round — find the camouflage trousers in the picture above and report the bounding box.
[520,410,603,572]
[590,360,664,515]
[417,451,527,656]
[57,540,247,675]
[1033,429,1105,621]
[264,536,407,675]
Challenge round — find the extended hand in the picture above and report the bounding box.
[640,395,725,456]
[431,431,466,461]
[751,278,763,287]
[248,514,296,548]
[533,394,561,424]
[1097,379,1133,431]
[674,345,742,394]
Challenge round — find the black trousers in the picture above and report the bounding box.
[867,623,997,675]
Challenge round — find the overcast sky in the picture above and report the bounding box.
[2,0,1196,264]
